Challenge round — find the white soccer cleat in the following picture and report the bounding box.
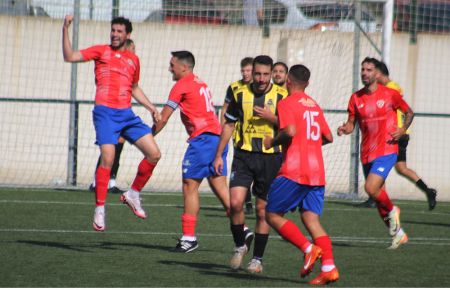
[121,190,147,219]
[388,229,409,250]
[386,206,401,236]
[230,245,248,270]
[247,258,263,273]
[92,206,105,231]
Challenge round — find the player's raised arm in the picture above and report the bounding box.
[62,15,84,63]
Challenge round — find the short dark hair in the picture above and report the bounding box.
[289,64,310,83]
[376,60,390,76]
[171,50,195,69]
[361,57,379,67]
[273,61,288,73]
[111,17,133,34]
[240,57,254,68]
[253,55,273,69]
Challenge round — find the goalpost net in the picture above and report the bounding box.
[1,0,449,201]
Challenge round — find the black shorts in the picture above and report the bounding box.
[229,149,282,200]
[397,134,409,162]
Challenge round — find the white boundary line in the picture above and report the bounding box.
[1,228,450,246]
[1,199,449,216]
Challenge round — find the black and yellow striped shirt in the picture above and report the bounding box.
[224,83,288,153]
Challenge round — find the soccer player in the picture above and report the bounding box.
[337,57,414,249]
[220,57,255,215]
[89,39,136,194]
[214,55,288,273]
[152,51,231,253]
[264,64,338,285]
[356,61,437,210]
[272,61,288,88]
[63,15,161,231]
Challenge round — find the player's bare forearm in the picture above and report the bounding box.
[62,15,83,62]
[132,86,161,124]
[402,108,414,131]
[337,116,355,136]
[152,106,173,136]
[270,125,295,148]
[215,122,234,158]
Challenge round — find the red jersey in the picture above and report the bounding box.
[166,73,221,140]
[348,84,410,164]
[80,45,140,109]
[277,92,331,186]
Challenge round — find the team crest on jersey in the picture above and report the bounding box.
[115,53,121,58]
[377,100,385,108]
[245,124,256,133]
[267,99,274,107]
[358,103,364,109]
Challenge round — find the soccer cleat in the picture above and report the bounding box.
[426,188,437,211]
[386,206,401,236]
[108,186,125,194]
[247,258,263,273]
[309,268,340,285]
[230,245,248,270]
[120,191,147,219]
[92,206,105,232]
[244,228,254,251]
[172,239,199,253]
[300,245,322,278]
[388,230,408,250]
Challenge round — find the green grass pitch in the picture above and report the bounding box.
[0,188,449,287]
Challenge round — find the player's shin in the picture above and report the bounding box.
[95,166,111,206]
[131,158,157,192]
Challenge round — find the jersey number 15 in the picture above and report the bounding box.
[303,110,320,141]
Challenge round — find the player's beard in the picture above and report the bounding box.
[110,39,125,50]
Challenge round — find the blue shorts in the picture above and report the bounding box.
[93,105,151,145]
[182,133,228,179]
[266,176,325,215]
[363,153,397,180]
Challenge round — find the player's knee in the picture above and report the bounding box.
[364,183,377,196]
[147,149,161,164]
[230,199,244,212]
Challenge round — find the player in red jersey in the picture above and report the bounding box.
[63,15,161,231]
[89,39,136,195]
[264,64,338,285]
[338,57,414,249]
[153,51,230,253]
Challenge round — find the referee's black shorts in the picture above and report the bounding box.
[397,134,409,162]
[229,149,282,200]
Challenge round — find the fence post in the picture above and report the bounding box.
[67,0,80,186]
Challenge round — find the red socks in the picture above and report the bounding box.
[95,166,110,206]
[278,220,311,253]
[375,189,394,224]
[314,235,335,267]
[131,159,157,192]
[182,213,197,237]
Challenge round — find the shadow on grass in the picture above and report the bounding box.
[159,260,306,284]
[16,240,174,253]
[402,220,450,228]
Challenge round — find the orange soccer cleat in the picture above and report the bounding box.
[309,268,340,285]
[300,244,322,277]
